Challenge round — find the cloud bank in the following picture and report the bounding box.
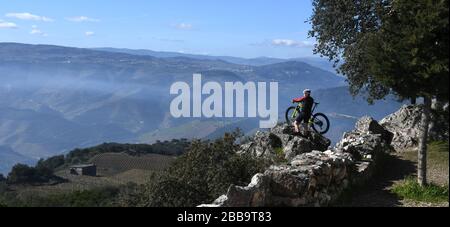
[271,39,314,48]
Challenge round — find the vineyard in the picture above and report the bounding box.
[9,153,176,198]
[91,153,176,176]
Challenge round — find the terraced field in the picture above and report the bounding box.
[91,153,176,176]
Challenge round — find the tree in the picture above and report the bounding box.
[36,155,65,171]
[7,164,55,185]
[309,0,449,185]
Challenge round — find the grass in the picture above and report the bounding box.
[429,140,449,154]
[392,177,449,203]
[274,147,288,164]
[392,141,449,204]
[400,141,449,186]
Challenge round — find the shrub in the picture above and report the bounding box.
[17,186,120,207]
[130,131,271,207]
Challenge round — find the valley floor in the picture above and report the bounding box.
[337,148,449,207]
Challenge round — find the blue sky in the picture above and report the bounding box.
[0,0,316,58]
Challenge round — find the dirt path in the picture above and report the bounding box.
[337,151,449,207]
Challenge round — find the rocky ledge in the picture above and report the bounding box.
[380,104,449,151]
[199,116,394,207]
[238,124,331,162]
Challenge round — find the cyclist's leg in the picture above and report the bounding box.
[303,113,312,132]
[294,113,305,133]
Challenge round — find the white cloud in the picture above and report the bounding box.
[85,31,95,36]
[272,39,314,48]
[6,12,53,22]
[173,23,193,30]
[0,20,17,29]
[66,16,100,22]
[30,25,48,36]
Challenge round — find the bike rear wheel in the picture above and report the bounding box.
[311,113,330,135]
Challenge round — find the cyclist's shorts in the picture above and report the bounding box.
[295,112,311,124]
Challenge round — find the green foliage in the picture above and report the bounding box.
[274,147,287,164]
[309,0,390,103]
[309,0,449,103]
[126,131,271,207]
[7,164,56,185]
[36,155,65,171]
[392,177,449,203]
[37,187,119,207]
[365,0,449,101]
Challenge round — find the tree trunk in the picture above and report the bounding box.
[411,97,417,105]
[418,96,432,186]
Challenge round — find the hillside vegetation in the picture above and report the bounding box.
[0,131,269,207]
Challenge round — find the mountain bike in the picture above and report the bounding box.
[285,102,330,135]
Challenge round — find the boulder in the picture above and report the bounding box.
[355,116,393,144]
[238,131,282,159]
[283,137,313,161]
[381,104,449,151]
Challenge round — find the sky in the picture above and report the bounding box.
[0,0,317,58]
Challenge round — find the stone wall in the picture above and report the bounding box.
[199,117,393,207]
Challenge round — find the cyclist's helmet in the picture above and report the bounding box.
[303,89,312,94]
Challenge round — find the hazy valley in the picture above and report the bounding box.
[0,42,404,174]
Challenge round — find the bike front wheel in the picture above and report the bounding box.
[285,106,298,125]
[311,113,330,135]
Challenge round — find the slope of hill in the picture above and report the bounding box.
[0,146,35,175]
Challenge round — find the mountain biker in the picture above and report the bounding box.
[292,89,314,133]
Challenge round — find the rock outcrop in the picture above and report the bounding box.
[380,105,449,151]
[199,117,393,207]
[238,124,331,161]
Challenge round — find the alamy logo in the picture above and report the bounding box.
[170,74,279,128]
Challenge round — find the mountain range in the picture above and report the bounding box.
[93,47,338,73]
[0,42,403,174]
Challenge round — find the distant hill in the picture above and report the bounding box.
[93,47,338,72]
